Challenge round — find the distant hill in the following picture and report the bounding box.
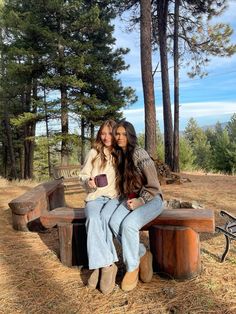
[200,121,228,131]
[179,121,228,136]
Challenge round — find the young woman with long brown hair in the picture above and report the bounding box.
[79,119,119,295]
[109,120,164,292]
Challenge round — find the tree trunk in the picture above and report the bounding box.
[44,87,52,177]
[58,42,69,166]
[19,147,24,179]
[90,123,95,146]
[157,0,173,169]
[80,117,86,165]
[60,84,69,165]
[173,0,180,172]
[23,84,35,179]
[140,0,157,159]
[3,144,7,177]
[2,115,17,179]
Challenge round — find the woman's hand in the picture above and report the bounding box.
[87,177,96,189]
[127,197,145,210]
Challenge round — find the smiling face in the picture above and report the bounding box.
[115,126,128,150]
[100,125,113,148]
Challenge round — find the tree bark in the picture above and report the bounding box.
[2,115,17,179]
[80,117,86,165]
[23,83,35,179]
[140,0,157,159]
[60,83,69,165]
[44,87,52,177]
[58,39,69,166]
[90,123,95,146]
[173,0,180,172]
[157,0,173,169]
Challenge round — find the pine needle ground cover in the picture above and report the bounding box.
[0,173,236,314]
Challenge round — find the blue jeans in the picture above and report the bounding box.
[109,195,164,272]
[84,197,120,269]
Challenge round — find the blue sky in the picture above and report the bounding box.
[114,0,236,133]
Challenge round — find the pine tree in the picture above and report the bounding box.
[0,0,136,175]
[184,118,211,170]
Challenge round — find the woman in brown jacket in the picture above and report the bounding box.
[109,120,164,292]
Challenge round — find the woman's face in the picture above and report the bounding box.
[100,126,113,148]
[115,126,128,150]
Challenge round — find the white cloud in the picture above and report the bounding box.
[122,101,236,132]
[124,101,236,120]
[179,101,236,118]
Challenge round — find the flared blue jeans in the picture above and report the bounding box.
[84,196,120,269]
[109,195,164,272]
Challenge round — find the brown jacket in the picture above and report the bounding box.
[133,147,163,203]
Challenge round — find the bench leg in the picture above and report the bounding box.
[149,225,201,280]
[12,213,29,231]
[72,223,88,267]
[58,222,88,267]
[221,235,231,263]
[58,223,73,267]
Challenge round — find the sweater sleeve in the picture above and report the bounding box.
[79,149,97,192]
[134,148,163,203]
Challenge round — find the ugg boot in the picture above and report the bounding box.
[121,267,139,291]
[100,264,118,295]
[87,269,99,289]
[139,250,153,283]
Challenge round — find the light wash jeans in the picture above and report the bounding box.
[84,196,120,269]
[109,195,164,272]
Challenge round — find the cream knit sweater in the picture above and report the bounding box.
[79,148,117,202]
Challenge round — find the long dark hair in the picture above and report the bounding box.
[92,119,116,169]
[113,121,143,196]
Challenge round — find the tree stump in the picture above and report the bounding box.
[149,225,201,280]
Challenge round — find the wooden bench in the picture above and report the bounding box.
[53,165,80,190]
[8,179,65,231]
[40,206,215,280]
[215,210,236,262]
[40,207,87,267]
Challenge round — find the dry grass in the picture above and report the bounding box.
[0,173,236,314]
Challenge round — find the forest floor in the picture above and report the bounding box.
[0,172,236,314]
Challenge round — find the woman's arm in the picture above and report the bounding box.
[134,148,163,203]
[79,149,97,191]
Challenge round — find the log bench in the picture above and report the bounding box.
[40,206,215,280]
[8,179,65,231]
[53,165,81,190]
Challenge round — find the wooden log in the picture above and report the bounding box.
[9,180,64,215]
[143,208,215,233]
[8,179,65,231]
[57,222,88,267]
[149,225,201,280]
[58,223,73,267]
[40,207,85,229]
[12,213,29,231]
[48,184,65,210]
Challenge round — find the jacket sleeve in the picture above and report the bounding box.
[134,148,163,203]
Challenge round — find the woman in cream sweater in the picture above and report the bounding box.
[79,119,119,295]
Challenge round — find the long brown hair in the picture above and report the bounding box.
[92,119,116,169]
[113,121,143,196]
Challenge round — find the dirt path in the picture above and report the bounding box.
[0,174,236,314]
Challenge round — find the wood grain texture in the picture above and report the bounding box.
[150,225,201,280]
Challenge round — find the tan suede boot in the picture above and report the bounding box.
[100,264,118,295]
[87,269,99,289]
[121,267,139,291]
[139,250,153,283]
